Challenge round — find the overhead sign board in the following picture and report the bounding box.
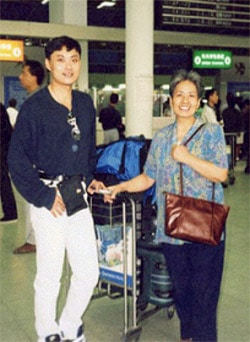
[193,50,232,69]
[0,39,24,62]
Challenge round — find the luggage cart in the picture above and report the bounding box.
[90,192,174,341]
[225,133,237,185]
[90,192,143,342]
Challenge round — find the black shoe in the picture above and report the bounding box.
[0,216,17,224]
[222,181,228,188]
[62,325,86,341]
[45,334,62,342]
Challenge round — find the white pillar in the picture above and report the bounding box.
[49,0,88,91]
[125,0,154,138]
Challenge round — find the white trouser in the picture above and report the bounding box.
[31,194,99,341]
[25,202,36,244]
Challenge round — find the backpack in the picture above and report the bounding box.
[95,136,151,181]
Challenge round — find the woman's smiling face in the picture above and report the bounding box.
[170,80,201,119]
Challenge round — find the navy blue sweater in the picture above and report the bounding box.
[8,87,96,210]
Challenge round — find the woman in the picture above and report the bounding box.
[105,70,228,341]
[201,87,222,125]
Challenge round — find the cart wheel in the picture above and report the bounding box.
[137,302,148,311]
[165,305,175,319]
[222,181,228,188]
[121,328,142,342]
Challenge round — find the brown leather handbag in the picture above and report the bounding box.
[164,125,230,246]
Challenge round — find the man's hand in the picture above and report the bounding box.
[87,179,106,195]
[104,185,122,203]
[50,192,66,217]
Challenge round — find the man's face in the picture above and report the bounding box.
[19,65,36,90]
[45,46,81,87]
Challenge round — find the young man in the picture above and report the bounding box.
[8,36,103,342]
[13,59,45,254]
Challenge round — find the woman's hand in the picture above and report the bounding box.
[171,143,228,183]
[171,144,190,163]
[104,174,155,203]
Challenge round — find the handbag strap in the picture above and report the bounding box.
[182,124,205,147]
[179,124,214,200]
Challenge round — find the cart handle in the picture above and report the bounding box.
[93,190,144,202]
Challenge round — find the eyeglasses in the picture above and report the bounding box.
[67,112,81,141]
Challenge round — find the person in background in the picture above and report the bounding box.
[220,92,241,112]
[241,99,250,174]
[201,88,223,125]
[8,36,104,342]
[222,93,242,134]
[6,98,18,128]
[19,59,45,96]
[99,92,123,144]
[0,103,18,223]
[215,97,223,124]
[13,59,45,254]
[222,92,242,162]
[104,70,228,342]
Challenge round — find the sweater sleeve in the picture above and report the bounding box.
[86,95,97,186]
[8,103,56,210]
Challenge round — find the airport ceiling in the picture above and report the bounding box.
[0,0,126,25]
[1,0,249,35]
[1,0,249,74]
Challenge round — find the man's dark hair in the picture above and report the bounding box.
[110,93,119,104]
[23,60,45,86]
[45,36,82,59]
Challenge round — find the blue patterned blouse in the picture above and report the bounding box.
[144,117,228,245]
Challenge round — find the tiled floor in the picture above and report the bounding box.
[1,161,249,342]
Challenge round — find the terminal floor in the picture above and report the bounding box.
[1,161,249,342]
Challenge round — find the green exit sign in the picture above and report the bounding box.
[193,50,232,69]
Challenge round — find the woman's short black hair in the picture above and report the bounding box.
[45,36,82,59]
[169,69,203,99]
[205,88,217,101]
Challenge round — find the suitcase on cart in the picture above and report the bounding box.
[136,241,175,322]
[136,199,174,320]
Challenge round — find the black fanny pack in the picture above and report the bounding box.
[57,175,88,216]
